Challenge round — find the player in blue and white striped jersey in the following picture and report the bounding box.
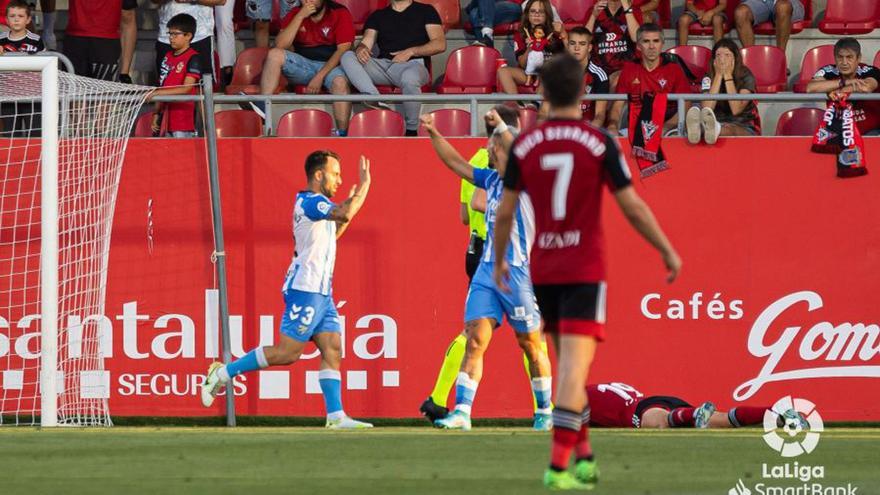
[421,110,553,431]
[201,150,374,429]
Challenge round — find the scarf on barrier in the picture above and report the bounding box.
[812,94,868,178]
[628,91,669,178]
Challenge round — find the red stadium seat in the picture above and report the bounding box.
[793,45,836,93]
[875,51,880,68]
[214,110,264,137]
[688,1,738,36]
[348,109,405,137]
[437,46,501,94]
[224,48,287,95]
[133,111,167,137]
[518,107,538,131]
[741,45,787,93]
[554,0,594,29]
[276,109,334,137]
[818,0,880,35]
[417,109,471,136]
[418,0,460,30]
[666,45,712,80]
[336,0,388,32]
[775,107,824,136]
[755,0,812,34]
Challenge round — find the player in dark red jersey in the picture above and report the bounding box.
[585,382,806,429]
[493,53,681,490]
[608,23,692,135]
[585,0,642,89]
[806,37,880,136]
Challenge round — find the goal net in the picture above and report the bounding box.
[0,57,152,426]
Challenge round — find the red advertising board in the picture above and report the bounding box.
[2,137,879,420]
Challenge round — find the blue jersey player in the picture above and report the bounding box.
[420,110,553,431]
[201,150,373,429]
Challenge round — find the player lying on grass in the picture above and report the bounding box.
[420,109,554,432]
[419,105,553,431]
[493,54,682,489]
[201,150,373,429]
[587,382,808,429]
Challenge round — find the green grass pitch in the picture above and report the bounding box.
[1,427,877,494]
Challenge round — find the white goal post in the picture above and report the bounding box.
[0,57,151,426]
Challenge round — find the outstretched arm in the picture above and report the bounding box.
[328,156,371,238]
[420,114,475,182]
[614,186,681,282]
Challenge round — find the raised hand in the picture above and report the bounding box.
[358,155,371,186]
[420,113,436,134]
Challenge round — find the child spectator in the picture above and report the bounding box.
[688,38,760,145]
[806,38,880,136]
[152,0,225,82]
[147,14,202,138]
[0,1,43,53]
[677,0,727,45]
[496,0,564,99]
[586,0,641,89]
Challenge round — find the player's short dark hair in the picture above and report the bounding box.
[538,53,583,108]
[6,0,33,16]
[305,150,340,179]
[167,13,197,36]
[484,105,519,135]
[834,38,861,58]
[636,23,664,42]
[568,26,592,41]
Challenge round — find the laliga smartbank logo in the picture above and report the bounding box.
[762,396,823,458]
[728,399,860,495]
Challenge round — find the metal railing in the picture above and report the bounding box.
[151,92,880,137]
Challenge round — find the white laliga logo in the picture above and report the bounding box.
[762,396,823,458]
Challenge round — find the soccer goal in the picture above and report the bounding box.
[0,57,151,426]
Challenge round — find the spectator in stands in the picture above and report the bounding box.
[586,0,641,90]
[148,14,202,138]
[806,38,880,136]
[538,27,609,127]
[37,0,55,50]
[0,1,43,53]
[248,0,354,136]
[677,0,727,45]
[247,0,298,48]
[687,38,760,144]
[466,0,521,46]
[340,0,445,136]
[607,23,691,135]
[215,0,237,86]
[496,0,564,100]
[153,0,226,82]
[64,0,137,82]
[734,0,804,53]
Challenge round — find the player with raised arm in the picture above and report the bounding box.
[421,110,554,432]
[201,150,374,429]
[492,53,681,489]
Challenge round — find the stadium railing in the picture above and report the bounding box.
[151,92,880,137]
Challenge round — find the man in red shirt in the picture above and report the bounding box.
[806,37,880,136]
[607,23,691,134]
[585,0,642,89]
[493,53,681,490]
[63,0,137,81]
[249,0,355,135]
[586,382,807,430]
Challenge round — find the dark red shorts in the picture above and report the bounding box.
[534,282,606,340]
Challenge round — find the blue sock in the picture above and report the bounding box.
[532,377,552,413]
[454,372,478,415]
[319,369,344,419]
[223,347,268,379]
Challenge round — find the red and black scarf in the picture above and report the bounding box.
[628,91,669,178]
[812,94,868,178]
